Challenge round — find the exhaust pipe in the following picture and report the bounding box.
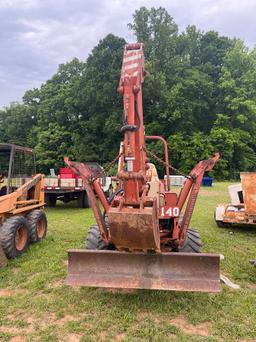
[66,250,221,292]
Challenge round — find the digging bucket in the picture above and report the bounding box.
[66,250,221,292]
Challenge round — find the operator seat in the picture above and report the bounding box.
[146,163,160,207]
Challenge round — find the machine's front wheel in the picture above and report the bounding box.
[86,224,114,250]
[178,229,202,253]
[0,216,30,258]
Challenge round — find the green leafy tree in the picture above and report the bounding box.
[35,123,73,173]
[1,7,255,179]
[0,103,36,146]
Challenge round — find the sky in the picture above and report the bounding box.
[0,0,256,108]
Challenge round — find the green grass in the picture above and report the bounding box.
[0,182,256,341]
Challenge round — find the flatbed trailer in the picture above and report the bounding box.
[44,163,112,208]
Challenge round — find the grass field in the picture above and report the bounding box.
[0,182,256,342]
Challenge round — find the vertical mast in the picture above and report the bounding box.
[118,43,147,204]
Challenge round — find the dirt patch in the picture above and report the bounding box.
[99,330,108,339]
[0,288,26,297]
[137,310,164,326]
[9,337,26,342]
[0,311,84,340]
[50,279,65,288]
[0,289,13,297]
[136,309,152,321]
[153,316,162,324]
[199,189,223,197]
[11,268,20,274]
[69,284,81,291]
[55,314,81,325]
[96,287,136,294]
[116,333,126,341]
[65,333,82,342]
[31,312,82,329]
[0,326,30,334]
[170,316,209,336]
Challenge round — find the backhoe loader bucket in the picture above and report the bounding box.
[66,250,221,292]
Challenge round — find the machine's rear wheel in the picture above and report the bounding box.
[178,229,202,253]
[0,216,30,258]
[26,210,47,242]
[86,224,114,250]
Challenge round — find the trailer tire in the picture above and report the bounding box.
[178,229,202,253]
[26,210,47,242]
[86,224,114,250]
[0,216,30,258]
[78,191,90,208]
[45,194,57,207]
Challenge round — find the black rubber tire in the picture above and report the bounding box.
[26,210,47,242]
[178,228,202,253]
[86,224,107,249]
[0,216,30,258]
[215,220,227,228]
[45,194,57,207]
[85,224,115,250]
[78,191,90,208]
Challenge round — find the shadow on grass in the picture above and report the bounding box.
[217,223,256,235]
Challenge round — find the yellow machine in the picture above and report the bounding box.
[0,144,47,267]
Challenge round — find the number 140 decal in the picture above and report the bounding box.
[161,207,180,217]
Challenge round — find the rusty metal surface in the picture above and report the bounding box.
[240,172,256,215]
[108,204,160,251]
[64,158,109,241]
[224,209,256,225]
[145,136,170,191]
[66,250,221,292]
[0,245,7,268]
[0,174,45,215]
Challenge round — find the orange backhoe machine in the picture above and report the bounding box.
[65,43,221,292]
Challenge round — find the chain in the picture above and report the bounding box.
[92,152,123,181]
[144,147,191,179]
[92,148,190,181]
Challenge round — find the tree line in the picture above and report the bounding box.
[1,6,256,179]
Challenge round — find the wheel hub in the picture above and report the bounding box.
[15,225,28,251]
